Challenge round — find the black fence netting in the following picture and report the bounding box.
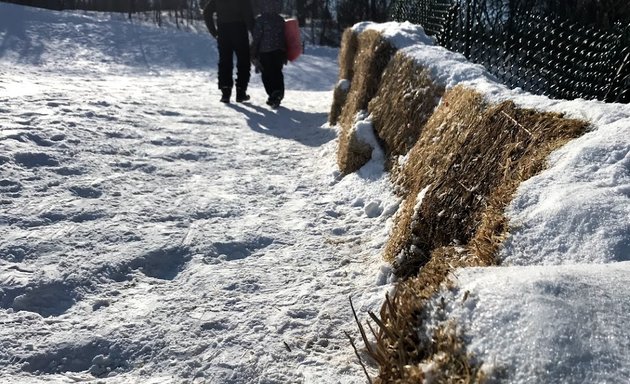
[389,0,630,103]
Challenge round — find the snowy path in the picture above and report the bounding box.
[0,68,391,384]
[0,6,396,383]
[4,5,630,384]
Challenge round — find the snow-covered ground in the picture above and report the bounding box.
[0,4,397,383]
[2,4,629,384]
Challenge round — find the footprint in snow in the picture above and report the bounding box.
[131,246,192,280]
[53,166,85,176]
[21,132,56,147]
[0,179,22,194]
[69,185,103,199]
[1,281,77,318]
[211,237,274,261]
[13,152,59,168]
[157,109,182,116]
[21,337,137,377]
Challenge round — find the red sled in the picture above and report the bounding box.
[284,18,302,62]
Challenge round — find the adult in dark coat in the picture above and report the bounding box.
[251,0,286,108]
[203,0,254,103]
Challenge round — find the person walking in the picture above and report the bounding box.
[251,0,286,109]
[203,0,254,103]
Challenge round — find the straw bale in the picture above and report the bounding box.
[338,28,359,82]
[385,86,588,276]
[329,81,350,126]
[369,53,444,170]
[372,85,588,382]
[329,28,359,125]
[333,30,590,381]
[337,126,374,176]
[373,246,483,383]
[336,30,397,174]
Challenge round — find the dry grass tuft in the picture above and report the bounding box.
[369,53,445,171]
[426,322,486,383]
[336,29,397,175]
[367,247,484,383]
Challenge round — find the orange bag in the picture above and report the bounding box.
[284,18,302,62]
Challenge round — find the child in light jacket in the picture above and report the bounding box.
[251,0,286,108]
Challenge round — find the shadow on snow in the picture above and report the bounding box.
[228,102,336,148]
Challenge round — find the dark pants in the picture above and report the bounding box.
[259,50,285,99]
[217,22,250,90]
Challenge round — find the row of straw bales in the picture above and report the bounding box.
[330,24,588,382]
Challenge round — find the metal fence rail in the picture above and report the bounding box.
[389,0,630,103]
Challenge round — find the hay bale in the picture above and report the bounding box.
[329,79,351,126]
[374,246,483,383]
[337,125,374,175]
[369,53,445,170]
[385,86,588,277]
[337,30,396,130]
[329,27,590,381]
[329,28,359,125]
[338,28,359,82]
[336,29,397,175]
[370,86,588,383]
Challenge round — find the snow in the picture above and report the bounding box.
[0,4,395,383]
[402,45,496,90]
[364,20,630,383]
[432,262,630,382]
[350,112,386,178]
[1,4,629,384]
[352,21,434,49]
[501,120,630,265]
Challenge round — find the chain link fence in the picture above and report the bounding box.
[389,0,630,103]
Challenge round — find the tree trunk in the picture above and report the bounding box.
[296,0,306,26]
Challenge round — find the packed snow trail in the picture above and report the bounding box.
[0,4,396,383]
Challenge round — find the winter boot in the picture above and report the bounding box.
[220,87,231,103]
[267,90,283,109]
[236,87,250,102]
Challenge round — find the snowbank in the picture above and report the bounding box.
[332,20,630,383]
